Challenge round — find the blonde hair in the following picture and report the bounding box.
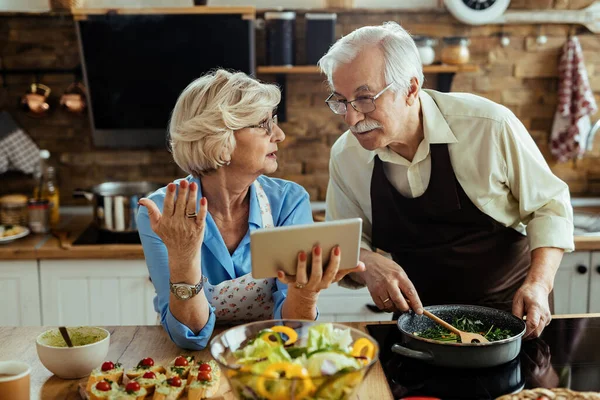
[318,22,424,95]
[168,69,281,176]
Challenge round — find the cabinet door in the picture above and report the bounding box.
[553,252,590,315]
[0,261,41,326]
[40,260,156,326]
[589,252,600,313]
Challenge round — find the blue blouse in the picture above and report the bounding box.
[137,175,313,350]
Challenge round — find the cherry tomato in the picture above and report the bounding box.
[140,357,154,367]
[95,381,111,391]
[126,381,141,392]
[199,363,212,372]
[101,361,114,372]
[174,356,188,367]
[198,371,212,382]
[168,376,182,387]
[142,371,156,379]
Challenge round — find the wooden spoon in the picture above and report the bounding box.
[58,327,74,347]
[406,300,489,344]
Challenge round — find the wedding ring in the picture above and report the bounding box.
[382,297,391,304]
[186,212,197,219]
[295,282,305,289]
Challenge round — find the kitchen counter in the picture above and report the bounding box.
[0,321,393,400]
[3,209,600,260]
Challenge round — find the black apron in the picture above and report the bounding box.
[370,144,535,314]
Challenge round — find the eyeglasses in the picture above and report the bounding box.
[247,114,278,135]
[325,83,394,115]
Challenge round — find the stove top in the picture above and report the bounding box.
[366,317,600,399]
[71,224,141,245]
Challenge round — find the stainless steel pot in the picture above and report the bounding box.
[392,304,526,368]
[74,181,163,233]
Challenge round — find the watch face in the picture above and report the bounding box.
[175,286,192,299]
[462,0,496,10]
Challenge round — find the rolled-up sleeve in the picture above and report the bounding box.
[499,115,574,252]
[137,205,216,350]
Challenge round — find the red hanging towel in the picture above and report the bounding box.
[550,36,597,163]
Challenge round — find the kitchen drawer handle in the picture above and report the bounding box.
[577,265,588,274]
[597,265,600,274]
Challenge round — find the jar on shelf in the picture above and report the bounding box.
[0,194,28,226]
[413,36,437,66]
[441,37,470,65]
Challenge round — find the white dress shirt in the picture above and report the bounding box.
[326,89,575,258]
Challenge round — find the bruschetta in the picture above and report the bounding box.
[125,357,166,379]
[187,360,220,386]
[165,355,195,379]
[111,381,148,399]
[152,376,187,400]
[187,361,221,400]
[86,361,124,392]
[87,379,120,400]
[132,370,166,395]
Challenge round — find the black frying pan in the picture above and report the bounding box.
[393,304,526,368]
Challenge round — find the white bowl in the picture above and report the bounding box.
[36,327,110,379]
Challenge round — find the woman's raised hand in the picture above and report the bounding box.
[138,180,208,261]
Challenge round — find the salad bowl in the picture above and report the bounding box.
[209,319,379,400]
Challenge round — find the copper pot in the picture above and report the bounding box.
[60,82,86,114]
[21,83,51,117]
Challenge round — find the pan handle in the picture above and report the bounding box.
[391,344,434,361]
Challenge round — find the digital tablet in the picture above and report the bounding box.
[250,218,362,279]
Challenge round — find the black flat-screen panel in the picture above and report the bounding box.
[76,13,255,148]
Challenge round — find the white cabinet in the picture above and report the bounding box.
[554,252,591,315]
[317,284,382,322]
[0,261,42,326]
[40,260,156,326]
[589,253,600,313]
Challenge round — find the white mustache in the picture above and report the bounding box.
[350,119,383,134]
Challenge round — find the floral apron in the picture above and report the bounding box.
[202,180,278,323]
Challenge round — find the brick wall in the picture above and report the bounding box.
[1,0,599,204]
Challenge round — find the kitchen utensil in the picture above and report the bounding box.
[36,327,110,379]
[392,304,526,368]
[58,327,73,347]
[20,83,51,117]
[73,181,163,233]
[420,306,489,344]
[59,82,86,114]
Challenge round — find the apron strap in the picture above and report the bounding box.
[253,180,274,229]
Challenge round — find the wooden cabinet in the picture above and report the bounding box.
[0,260,42,326]
[589,252,600,313]
[554,252,591,315]
[39,260,156,326]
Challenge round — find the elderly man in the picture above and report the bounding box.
[319,22,574,338]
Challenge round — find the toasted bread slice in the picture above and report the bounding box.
[152,378,187,400]
[86,363,124,392]
[187,379,219,400]
[125,358,166,379]
[87,379,120,400]
[133,372,166,395]
[165,355,195,379]
[111,386,148,399]
[187,360,220,387]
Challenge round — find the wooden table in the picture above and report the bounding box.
[0,322,394,400]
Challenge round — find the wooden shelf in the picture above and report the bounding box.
[257,64,479,75]
[72,6,255,19]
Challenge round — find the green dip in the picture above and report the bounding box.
[40,327,107,347]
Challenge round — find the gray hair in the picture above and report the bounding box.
[168,69,281,176]
[318,22,424,95]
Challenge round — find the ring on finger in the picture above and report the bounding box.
[381,297,391,304]
[186,212,197,219]
[295,282,306,289]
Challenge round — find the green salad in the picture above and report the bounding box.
[414,316,513,343]
[225,323,375,400]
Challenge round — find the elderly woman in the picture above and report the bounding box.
[137,69,364,350]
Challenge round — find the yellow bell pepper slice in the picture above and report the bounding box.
[351,338,375,361]
[255,362,314,400]
[270,326,298,346]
